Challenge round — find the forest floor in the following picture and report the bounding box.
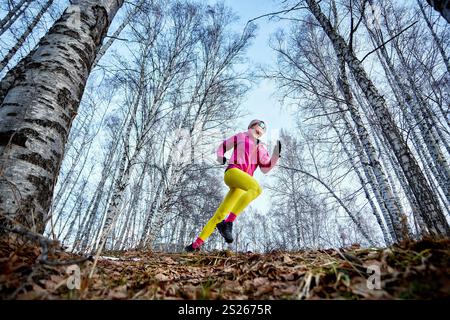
[1,237,449,300]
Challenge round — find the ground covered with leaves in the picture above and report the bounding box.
[1,238,449,300]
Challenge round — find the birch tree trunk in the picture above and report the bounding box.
[380,17,450,202]
[138,178,161,247]
[96,87,143,249]
[336,59,404,241]
[0,0,54,72]
[92,0,146,68]
[0,0,30,37]
[364,20,450,205]
[308,53,394,243]
[73,136,121,252]
[89,166,119,251]
[0,0,124,233]
[142,158,175,249]
[386,46,450,201]
[425,0,450,23]
[0,0,28,29]
[418,0,450,73]
[345,113,396,242]
[329,115,391,245]
[375,128,425,236]
[371,129,414,238]
[411,131,450,213]
[114,161,147,250]
[306,0,450,238]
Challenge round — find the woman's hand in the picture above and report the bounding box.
[273,140,281,157]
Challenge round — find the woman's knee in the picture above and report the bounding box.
[256,184,263,197]
[249,184,262,198]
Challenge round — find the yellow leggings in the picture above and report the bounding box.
[198,168,262,240]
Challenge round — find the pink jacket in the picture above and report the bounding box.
[216,131,280,176]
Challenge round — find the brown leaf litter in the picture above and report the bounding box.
[1,237,449,300]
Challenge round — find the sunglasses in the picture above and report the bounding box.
[257,122,266,130]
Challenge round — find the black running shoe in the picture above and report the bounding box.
[216,221,233,243]
[185,243,200,252]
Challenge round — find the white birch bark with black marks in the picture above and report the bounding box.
[307,55,395,243]
[114,160,147,250]
[379,14,450,201]
[335,60,404,241]
[0,0,31,37]
[0,0,54,72]
[343,112,396,242]
[328,113,391,245]
[138,177,162,247]
[375,3,450,202]
[418,0,450,73]
[371,128,414,238]
[0,0,124,233]
[374,127,426,237]
[96,90,143,250]
[411,130,450,213]
[89,153,123,251]
[306,0,450,238]
[364,21,450,208]
[425,0,450,23]
[92,0,146,68]
[72,135,121,252]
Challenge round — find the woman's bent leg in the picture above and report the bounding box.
[224,168,262,216]
[198,187,245,240]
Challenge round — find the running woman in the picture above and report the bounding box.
[185,119,281,251]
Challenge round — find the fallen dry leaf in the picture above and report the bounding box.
[282,255,293,264]
[1,238,449,300]
[108,285,128,299]
[154,273,169,281]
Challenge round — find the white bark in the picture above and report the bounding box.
[383,29,450,202]
[426,0,450,23]
[418,0,450,73]
[97,103,138,237]
[114,161,147,250]
[372,129,414,238]
[306,0,450,238]
[0,0,30,36]
[92,0,146,68]
[73,135,121,252]
[336,60,404,241]
[329,115,390,245]
[365,20,450,206]
[0,0,54,72]
[0,0,124,233]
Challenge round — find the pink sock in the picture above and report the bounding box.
[225,212,237,222]
[192,237,204,249]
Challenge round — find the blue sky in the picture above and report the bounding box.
[209,0,297,215]
[221,0,294,133]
